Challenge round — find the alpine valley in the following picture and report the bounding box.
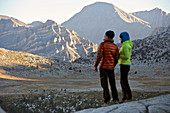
[0,2,170,113]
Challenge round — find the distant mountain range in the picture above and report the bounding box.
[74,25,170,65]
[0,16,97,62]
[0,2,169,62]
[62,2,170,44]
[132,8,170,28]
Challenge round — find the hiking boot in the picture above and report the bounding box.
[102,102,110,107]
[120,99,132,103]
[113,100,119,104]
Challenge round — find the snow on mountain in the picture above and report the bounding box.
[0,16,97,62]
[62,2,152,44]
[132,8,170,28]
[28,21,43,27]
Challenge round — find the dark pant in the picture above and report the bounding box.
[100,68,119,103]
[120,65,132,100]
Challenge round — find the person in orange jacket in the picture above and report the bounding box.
[94,30,119,105]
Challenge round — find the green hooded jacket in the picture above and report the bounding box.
[118,32,133,65]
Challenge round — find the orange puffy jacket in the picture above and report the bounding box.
[94,38,119,69]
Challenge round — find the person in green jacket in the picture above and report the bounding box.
[119,32,133,103]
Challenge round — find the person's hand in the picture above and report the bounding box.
[94,67,98,72]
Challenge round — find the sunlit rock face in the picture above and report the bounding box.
[0,16,98,62]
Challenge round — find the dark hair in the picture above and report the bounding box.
[105,30,115,39]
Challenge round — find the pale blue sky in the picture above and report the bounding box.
[0,0,169,24]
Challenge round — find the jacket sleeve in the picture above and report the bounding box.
[119,45,130,60]
[94,43,103,67]
[114,47,119,66]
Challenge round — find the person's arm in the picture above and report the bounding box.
[114,47,119,67]
[94,43,103,71]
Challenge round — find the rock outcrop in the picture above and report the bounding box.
[76,94,170,113]
[0,107,6,113]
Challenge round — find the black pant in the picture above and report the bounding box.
[120,65,132,100]
[100,68,119,103]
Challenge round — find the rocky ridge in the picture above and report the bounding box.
[0,15,31,28]
[132,7,170,28]
[0,16,97,62]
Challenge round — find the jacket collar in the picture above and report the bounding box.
[104,38,114,43]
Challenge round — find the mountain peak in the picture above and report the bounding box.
[93,1,113,5]
[0,15,31,27]
[152,7,162,11]
[150,7,169,15]
[132,7,170,28]
[62,2,152,44]
[150,7,165,13]
[133,7,168,14]
[28,21,43,27]
[45,20,56,24]
[81,2,116,12]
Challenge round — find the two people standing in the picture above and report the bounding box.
[94,30,133,105]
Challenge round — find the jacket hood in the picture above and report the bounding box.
[120,32,130,43]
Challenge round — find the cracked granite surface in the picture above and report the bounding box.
[76,94,170,113]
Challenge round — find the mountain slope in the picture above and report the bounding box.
[0,16,97,62]
[74,26,170,65]
[149,26,168,36]
[131,25,170,64]
[0,15,31,29]
[62,2,152,44]
[132,8,170,28]
[0,47,87,78]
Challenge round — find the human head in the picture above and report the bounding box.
[120,32,130,43]
[105,30,115,39]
